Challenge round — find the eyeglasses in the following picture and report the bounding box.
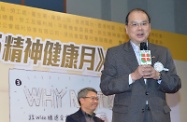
[83,96,99,101]
[128,21,149,28]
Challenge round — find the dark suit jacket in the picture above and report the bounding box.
[100,41,181,122]
[66,109,104,122]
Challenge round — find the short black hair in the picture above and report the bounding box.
[125,8,151,25]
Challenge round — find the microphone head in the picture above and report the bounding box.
[140,42,147,50]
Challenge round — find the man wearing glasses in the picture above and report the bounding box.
[100,8,181,122]
[66,87,104,122]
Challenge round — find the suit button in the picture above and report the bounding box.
[142,109,145,113]
[145,91,149,95]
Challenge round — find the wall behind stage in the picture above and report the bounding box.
[0,0,66,12]
[0,2,187,122]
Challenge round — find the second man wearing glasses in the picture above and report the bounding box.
[66,87,104,122]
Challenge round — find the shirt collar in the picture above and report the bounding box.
[130,41,139,53]
[81,109,95,118]
[130,40,149,52]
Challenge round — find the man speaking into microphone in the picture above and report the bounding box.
[100,8,181,122]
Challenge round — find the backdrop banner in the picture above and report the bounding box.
[9,69,113,122]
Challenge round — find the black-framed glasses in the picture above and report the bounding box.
[83,96,99,101]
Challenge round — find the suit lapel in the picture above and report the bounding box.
[77,109,87,122]
[122,41,139,72]
[148,43,159,67]
[146,43,160,87]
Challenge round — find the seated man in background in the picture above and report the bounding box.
[66,87,104,122]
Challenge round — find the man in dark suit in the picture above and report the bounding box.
[66,87,104,122]
[100,8,181,122]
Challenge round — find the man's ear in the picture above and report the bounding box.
[125,25,128,34]
[149,24,151,31]
[79,98,84,104]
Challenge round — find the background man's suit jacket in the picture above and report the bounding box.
[100,41,181,122]
[66,109,104,122]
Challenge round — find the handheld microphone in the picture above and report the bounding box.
[140,42,147,50]
[139,42,152,65]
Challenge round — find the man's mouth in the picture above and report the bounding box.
[137,33,144,37]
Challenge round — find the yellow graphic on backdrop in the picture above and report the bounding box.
[0,1,187,62]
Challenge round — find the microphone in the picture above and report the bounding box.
[140,42,147,50]
[139,42,152,65]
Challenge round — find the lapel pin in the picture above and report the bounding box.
[152,56,156,58]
